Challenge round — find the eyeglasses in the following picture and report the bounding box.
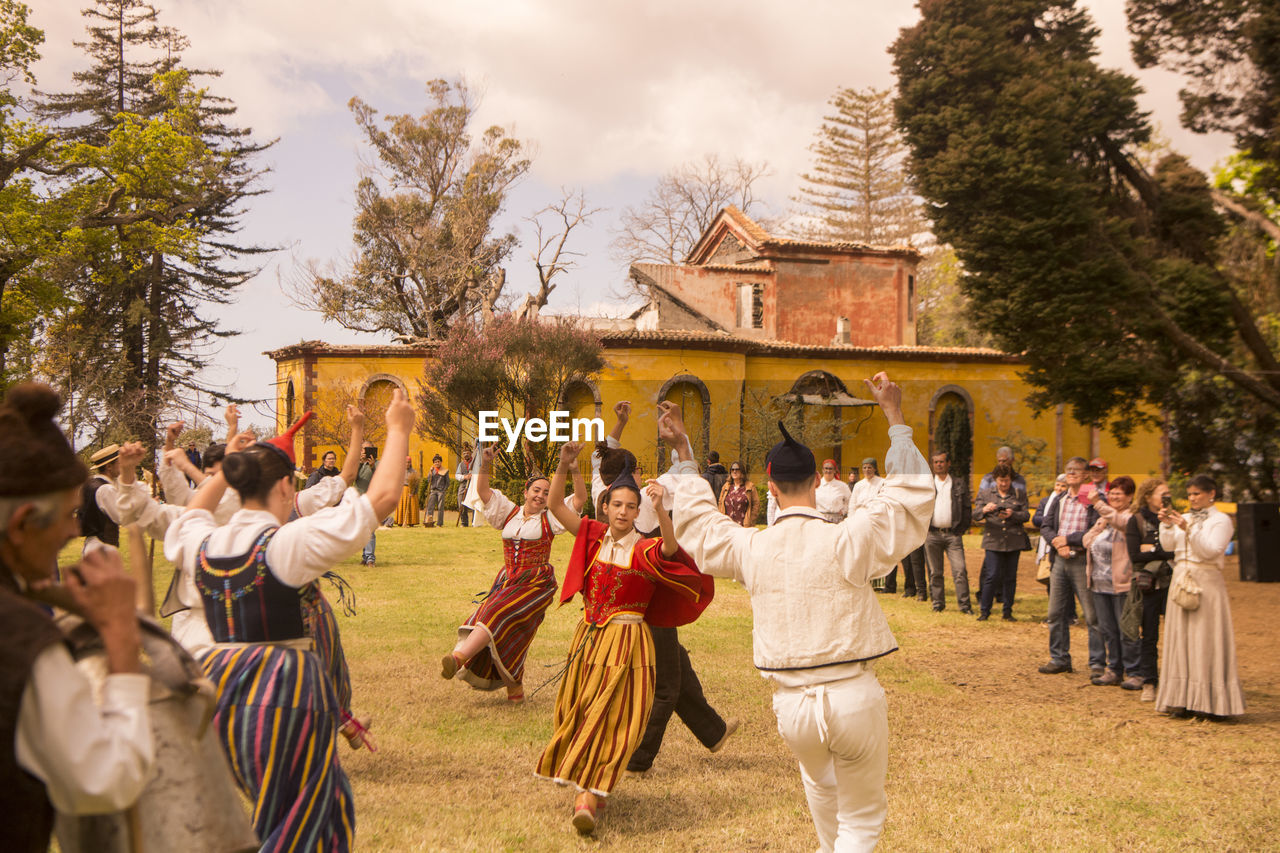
[730,467,741,472]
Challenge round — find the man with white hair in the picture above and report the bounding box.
[0,384,153,852]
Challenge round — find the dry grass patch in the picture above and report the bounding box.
[67,526,1280,851]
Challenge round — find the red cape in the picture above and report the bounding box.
[559,518,714,628]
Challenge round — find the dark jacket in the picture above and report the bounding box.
[1126,506,1175,589]
[703,463,728,500]
[973,484,1031,551]
[305,465,340,489]
[932,474,971,535]
[1032,492,1061,529]
[1039,488,1100,558]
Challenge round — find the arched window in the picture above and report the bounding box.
[786,371,858,468]
[285,379,296,426]
[558,377,602,422]
[657,374,711,466]
[360,374,407,446]
[928,385,975,479]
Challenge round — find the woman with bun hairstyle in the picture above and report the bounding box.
[440,445,586,703]
[534,435,714,836]
[164,390,414,853]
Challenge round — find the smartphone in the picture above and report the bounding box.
[1161,494,1172,509]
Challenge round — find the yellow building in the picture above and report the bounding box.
[267,208,1166,495]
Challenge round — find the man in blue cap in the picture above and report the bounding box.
[662,372,933,853]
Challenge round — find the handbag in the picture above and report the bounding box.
[1035,550,1052,585]
[1170,569,1201,612]
[1133,569,1155,593]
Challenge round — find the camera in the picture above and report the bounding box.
[362,446,377,461]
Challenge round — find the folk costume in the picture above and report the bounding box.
[395,461,420,527]
[165,412,378,852]
[1156,507,1245,717]
[534,466,714,801]
[673,422,933,853]
[454,488,567,691]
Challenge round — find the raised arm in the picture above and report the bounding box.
[336,405,365,485]
[362,389,414,519]
[549,442,585,536]
[223,404,240,445]
[569,455,587,514]
[185,431,255,515]
[609,401,630,443]
[645,481,679,558]
[475,445,497,503]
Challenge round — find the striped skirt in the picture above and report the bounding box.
[394,484,419,526]
[459,565,556,690]
[200,644,355,853]
[301,587,353,713]
[534,618,655,796]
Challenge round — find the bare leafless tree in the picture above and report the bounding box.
[517,188,602,320]
[611,154,771,266]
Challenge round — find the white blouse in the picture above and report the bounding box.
[478,488,567,540]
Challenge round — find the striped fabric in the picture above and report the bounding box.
[301,585,353,713]
[459,564,557,690]
[534,619,656,796]
[200,644,355,853]
[394,484,419,526]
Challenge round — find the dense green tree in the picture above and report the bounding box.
[36,0,271,445]
[1128,0,1280,205]
[892,0,1280,454]
[299,79,530,341]
[934,402,972,480]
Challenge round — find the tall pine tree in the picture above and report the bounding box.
[792,86,922,245]
[36,0,271,446]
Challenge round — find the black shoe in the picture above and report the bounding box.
[902,590,916,598]
[917,595,928,602]
[932,605,944,612]
[960,607,974,615]
[976,613,989,621]
[1038,661,1073,674]
[1002,614,1017,622]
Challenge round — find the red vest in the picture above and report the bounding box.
[559,518,714,628]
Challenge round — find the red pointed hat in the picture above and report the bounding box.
[259,411,314,464]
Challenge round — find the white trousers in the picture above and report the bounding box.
[772,670,888,853]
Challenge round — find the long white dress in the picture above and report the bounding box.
[1155,508,1245,716]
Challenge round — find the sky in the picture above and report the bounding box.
[29,1,1235,432]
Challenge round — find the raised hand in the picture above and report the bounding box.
[384,388,415,433]
[117,441,147,469]
[863,372,904,426]
[165,420,185,449]
[224,403,240,428]
[481,445,498,465]
[614,400,631,423]
[559,441,584,466]
[644,479,667,512]
[347,404,365,430]
[228,430,256,453]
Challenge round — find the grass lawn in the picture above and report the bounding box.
[73,522,1280,852]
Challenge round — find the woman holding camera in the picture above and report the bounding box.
[1155,475,1245,719]
[972,464,1029,621]
[1126,479,1176,701]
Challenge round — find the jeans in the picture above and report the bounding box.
[1092,590,1141,677]
[901,546,927,597]
[979,550,1019,617]
[626,627,727,772]
[425,490,446,526]
[925,529,970,611]
[1139,586,1168,684]
[458,504,471,527]
[1047,554,1102,670]
[362,531,376,564]
[773,671,887,852]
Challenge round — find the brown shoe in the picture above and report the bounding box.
[441,652,461,679]
[1121,675,1144,691]
[572,793,598,835]
[1141,683,1157,702]
[710,717,741,753]
[1091,669,1120,686]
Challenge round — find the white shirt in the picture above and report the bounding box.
[932,474,953,528]
[164,486,378,653]
[598,526,642,568]
[16,643,153,814]
[847,475,885,515]
[815,477,852,519]
[478,488,567,539]
[673,425,934,685]
[1160,507,1235,571]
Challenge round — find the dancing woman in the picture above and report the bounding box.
[441,445,586,703]
[164,390,412,852]
[534,440,714,835]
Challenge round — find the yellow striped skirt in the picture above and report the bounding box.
[394,484,419,526]
[534,615,654,797]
